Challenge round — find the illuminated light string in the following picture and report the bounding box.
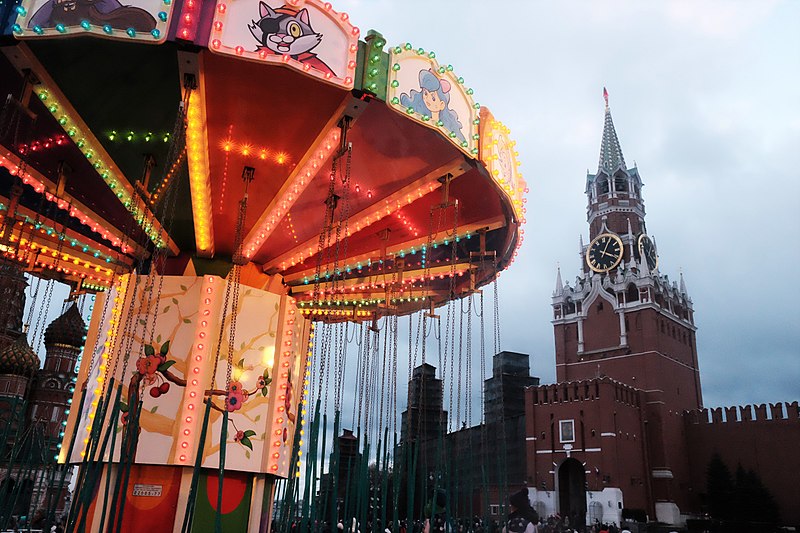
[297,269,468,299]
[1,245,114,283]
[244,127,341,259]
[218,126,233,214]
[210,0,359,87]
[0,206,119,265]
[276,180,441,270]
[106,130,171,143]
[271,300,302,473]
[12,0,171,40]
[57,306,93,461]
[0,153,133,254]
[0,218,114,275]
[284,212,299,243]
[31,89,166,248]
[186,90,214,254]
[219,138,290,166]
[299,230,474,285]
[81,277,128,456]
[149,150,187,204]
[482,118,529,221]
[17,134,69,154]
[176,0,199,41]
[389,42,481,156]
[178,275,217,464]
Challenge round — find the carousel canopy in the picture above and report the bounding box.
[0,0,527,321]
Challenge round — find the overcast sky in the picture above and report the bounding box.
[25,2,798,463]
[327,0,800,411]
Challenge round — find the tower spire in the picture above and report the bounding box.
[554,264,564,296]
[598,88,626,173]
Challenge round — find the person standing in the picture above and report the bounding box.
[503,489,539,533]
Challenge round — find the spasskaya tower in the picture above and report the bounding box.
[551,90,702,412]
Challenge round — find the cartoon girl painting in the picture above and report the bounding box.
[400,69,466,144]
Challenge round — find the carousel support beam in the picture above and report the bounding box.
[242,97,356,260]
[0,147,147,258]
[263,157,472,273]
[0,193,134,271]
[290,262,472,295]
[179,51,214,258]
[283,214,506,284]
[1,43,178,255]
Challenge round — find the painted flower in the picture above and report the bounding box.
[120,412,129,425]
[136,355,161,376]
[257,375,267,389]
[234,430,245,443]
[225,390,244,412]
[227,381,243,394]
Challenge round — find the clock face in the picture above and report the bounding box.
[586,233,623,273]
[638,234,658,270]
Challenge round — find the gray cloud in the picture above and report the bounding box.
[334,0,800,409]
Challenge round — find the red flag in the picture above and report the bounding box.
[603,87,609,106]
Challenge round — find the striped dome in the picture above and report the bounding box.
[0,335,40,375]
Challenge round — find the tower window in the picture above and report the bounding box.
[614,175,628,192]
[598,178,610,195]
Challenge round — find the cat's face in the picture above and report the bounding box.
[249,2,322,56]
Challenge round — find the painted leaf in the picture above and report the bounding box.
[163,305,170,314]
[245,289,252,296]
[245,450,251,459]
[261,387,268,397]
[172,298,178,304]
[183,318,191,324]
[156,334,162,343]
[160,340,170,356]
[119,402,128,412]
[241,437,253,451]
[255,415,261,422]
[157,360,176,373]
[139,319,147,326]
[237,359,245,369]
[257,346,264,351]
[243,430,257,438]
[150,406,158,414]
[144,344,155,356]
[269,332,275,338]
[180,285,187,291]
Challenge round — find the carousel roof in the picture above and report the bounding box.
[0,0,528,321]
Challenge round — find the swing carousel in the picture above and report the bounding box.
[0,0,527,531]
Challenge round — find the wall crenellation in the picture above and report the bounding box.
[684,401,799,424]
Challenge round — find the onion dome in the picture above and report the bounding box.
[0,335,40,375]
[44,304,87,349]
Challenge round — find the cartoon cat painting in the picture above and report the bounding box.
[248,2,336,77]
[28,0,157,32]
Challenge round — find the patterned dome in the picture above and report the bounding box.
[44,304,87,348]
[0,335,40,375]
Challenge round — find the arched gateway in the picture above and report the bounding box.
[558,458,587,526]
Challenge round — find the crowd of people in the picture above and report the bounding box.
[276,489,631,533]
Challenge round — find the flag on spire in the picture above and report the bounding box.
[603,87,609,106]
